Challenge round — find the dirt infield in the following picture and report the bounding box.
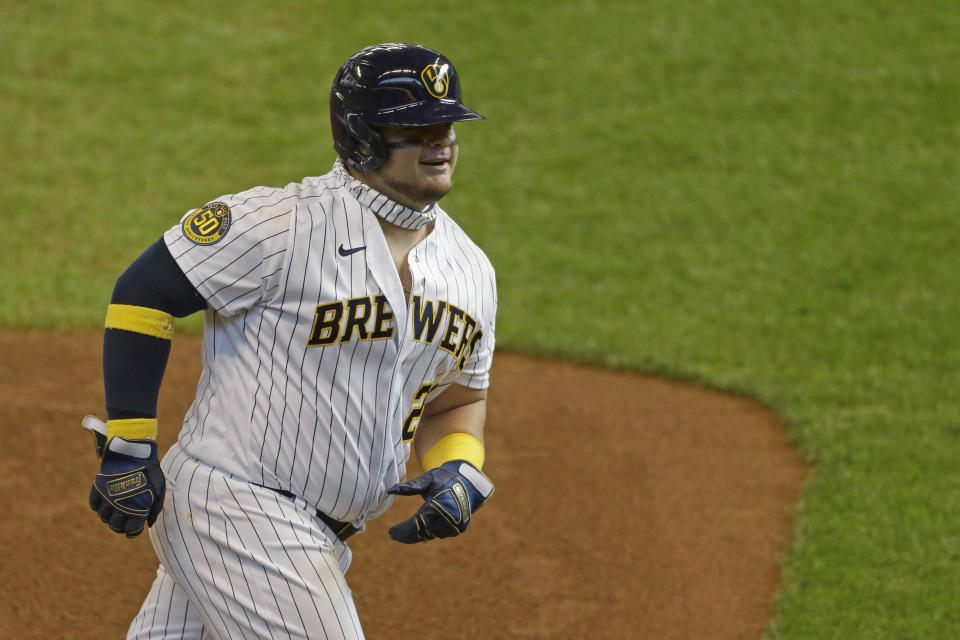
[0,329,807,639]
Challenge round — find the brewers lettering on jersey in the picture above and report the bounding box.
[85,43,497,639]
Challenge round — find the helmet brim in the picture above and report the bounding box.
[363,99,485,127]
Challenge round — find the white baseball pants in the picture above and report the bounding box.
[126,445,364,639]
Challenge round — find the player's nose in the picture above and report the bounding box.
[424,125,456,148]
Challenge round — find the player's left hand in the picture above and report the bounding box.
[84,417,166,538]
[386,460,494,544]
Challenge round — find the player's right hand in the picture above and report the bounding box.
[386,460,494,544]
[88,434,166,538]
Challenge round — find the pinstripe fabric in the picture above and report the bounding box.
[130,446,363,640]
[139,160,496,638]
[162,160,496,523]
[127,564,206,640]
[348,176,437,230]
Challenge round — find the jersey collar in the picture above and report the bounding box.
[333,159,438,230]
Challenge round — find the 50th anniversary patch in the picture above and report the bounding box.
[183,201,232,245]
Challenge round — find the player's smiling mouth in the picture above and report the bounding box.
[419,156,451,173]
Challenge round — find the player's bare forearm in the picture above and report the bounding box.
[413,384,487,463]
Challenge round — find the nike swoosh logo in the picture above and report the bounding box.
[338,244,366,257]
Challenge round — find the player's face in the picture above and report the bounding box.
[368,124,460,211]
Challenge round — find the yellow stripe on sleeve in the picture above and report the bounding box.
[105,304,175,340]
[420,432,485,471]
[107,418,158,441]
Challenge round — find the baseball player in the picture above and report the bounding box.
[84,43,496,639]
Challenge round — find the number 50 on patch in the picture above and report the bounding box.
[183,201,232,245]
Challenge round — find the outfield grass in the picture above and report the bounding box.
[2,1,958,636]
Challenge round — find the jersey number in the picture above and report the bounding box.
[402,383,436,442]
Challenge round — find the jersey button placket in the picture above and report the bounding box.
[406,249,422,309]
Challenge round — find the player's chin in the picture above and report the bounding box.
[416,168,454,195]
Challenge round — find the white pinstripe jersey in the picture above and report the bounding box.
[163,160,497,524]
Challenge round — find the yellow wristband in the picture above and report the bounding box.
[420,432,485,471]
[106,418,158,441]
[105,304,175,340]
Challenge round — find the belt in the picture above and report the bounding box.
[260,486,359,541]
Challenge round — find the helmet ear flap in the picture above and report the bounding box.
[344,114,388,173]
[330,93,390,174]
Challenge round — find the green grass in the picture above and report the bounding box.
[2,1,959,636]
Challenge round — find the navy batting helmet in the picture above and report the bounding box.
[330,43,485,173]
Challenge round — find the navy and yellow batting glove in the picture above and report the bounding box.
[82,415,109,458]
[84,417,165,538]
[386,460,494,544]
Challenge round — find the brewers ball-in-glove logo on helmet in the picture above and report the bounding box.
[182,201,231,245]
[330,43,484,173]
[421,63,450,98]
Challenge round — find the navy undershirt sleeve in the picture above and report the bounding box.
[104,239,206,420]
